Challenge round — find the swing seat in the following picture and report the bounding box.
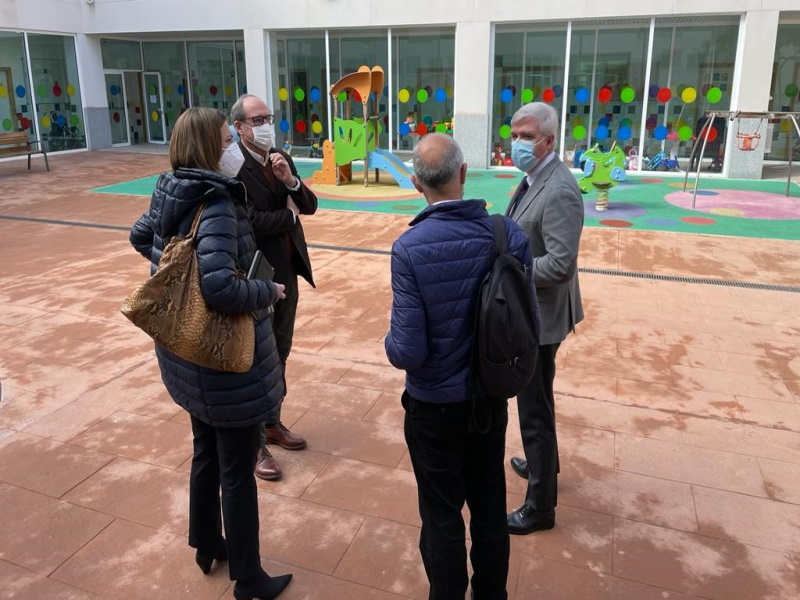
[736,133,760,151]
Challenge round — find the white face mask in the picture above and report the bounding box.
[249,123,275,151]
[218,142,245,178]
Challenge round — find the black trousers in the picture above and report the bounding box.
[259,260,299,443]
[188,415,262,581]
[517,343,560,511]
[403,391,509,600]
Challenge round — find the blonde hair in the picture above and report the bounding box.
[169,107,226,171]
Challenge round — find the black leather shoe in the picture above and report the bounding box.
[510,456,529,479]
[507,505,555,535]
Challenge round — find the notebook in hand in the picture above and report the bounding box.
[247,250,275,281]
[247,250,275,318]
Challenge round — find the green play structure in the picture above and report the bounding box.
[312,65,414,189]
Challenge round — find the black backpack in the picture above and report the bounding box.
[471,214,539,402]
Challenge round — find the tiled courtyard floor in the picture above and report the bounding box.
[0,151,799,600]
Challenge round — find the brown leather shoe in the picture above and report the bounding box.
[255,446,282,481]
[265,422,307,451]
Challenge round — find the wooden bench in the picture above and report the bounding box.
[0,131,50,171]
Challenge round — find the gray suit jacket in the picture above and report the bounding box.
[506,156,584,346]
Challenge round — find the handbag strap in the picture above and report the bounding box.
[188,202,207,240]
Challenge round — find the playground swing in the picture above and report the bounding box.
[735,118,762,151]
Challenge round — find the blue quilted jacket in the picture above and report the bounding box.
[385,199,535,403]
[129,168,284,427]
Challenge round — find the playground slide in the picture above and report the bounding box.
[367,149,415,189]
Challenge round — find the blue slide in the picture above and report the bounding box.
[367,149,415,189]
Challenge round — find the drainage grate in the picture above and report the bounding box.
[578,267,800,293]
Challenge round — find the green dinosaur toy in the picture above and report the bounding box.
[578,142,627,211]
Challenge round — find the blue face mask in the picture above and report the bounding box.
[511,138,544,173]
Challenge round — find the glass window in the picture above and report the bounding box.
[276,35,329,154]
[767,22,800,161]
[28,33,87,151]
[143,41,189,141]
[101,39,142,70]
[492,25,567,165]
[491,28,525,165]
[393,28,455,156]
[188,41,237,114]
[650,19,739,167]
[0,31,35,141]
[567,24,648,162]
[235,40,247,97]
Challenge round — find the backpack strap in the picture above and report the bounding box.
[188,202,207,240]
[490,213,508,255]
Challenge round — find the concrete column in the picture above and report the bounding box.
[243,29,276,109]
[75,34,112,149]
[725,11,780,179]
[453,21,492,169]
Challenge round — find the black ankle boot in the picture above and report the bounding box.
[233,571,293,600]
[194,540,228,574]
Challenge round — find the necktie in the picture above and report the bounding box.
[508,177,530,218]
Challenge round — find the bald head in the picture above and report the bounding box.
[412,134,465,190]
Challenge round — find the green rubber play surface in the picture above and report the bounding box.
[92,162,800,240]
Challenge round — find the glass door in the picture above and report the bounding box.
[104,71,130,145]
[143,71,167,143]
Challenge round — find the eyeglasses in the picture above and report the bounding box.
[243,114,275,126]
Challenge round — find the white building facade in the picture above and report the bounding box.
[1,0,799,178]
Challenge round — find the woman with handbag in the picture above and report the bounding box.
[128,107,292,600]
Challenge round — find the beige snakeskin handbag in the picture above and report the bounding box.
[121,204,255,373]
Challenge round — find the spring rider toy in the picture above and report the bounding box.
[578,142,626,211]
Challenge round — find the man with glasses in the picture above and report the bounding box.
[231,94,318,481]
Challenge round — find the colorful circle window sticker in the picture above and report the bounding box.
[151,110,159,122]
[785,83,799,98]
[597,86,612,103]
[521,88,534,103]
[499,124,511,139]
[572,125,587,140]
[499,87,514,103]
[416,123,428,135]
[656,87,672,103]
[294,87,305,102]
[398,88,410,103]
[112,112,121,123]
[399,122,410,135]
[435,88,447,103]
[706,87,722,104]
[210,85,218,96]
[620,86,635,104]
[296,120,307,133]
[653,125,668,140]
[224,85,233,96]
[542,88,555,103]
[417,88,429,103]
[16,85,26,98]
[20,117,31,129]
[617,126,632,141]
[0,84,6,98]
[279,118,290,133]
[310,86,321,102]
[2,118,11,130]
[41,114,51,128]
[311,120,323,134]
[595,125,609,140]
[575,87,590,103]
[278,87,289,102]
[678,125,693,141]
[109,84,120,96]
[336,91,347,102]
[681,86,697,104]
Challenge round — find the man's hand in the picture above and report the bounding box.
[269,152,297,187]
[275,283,286,300]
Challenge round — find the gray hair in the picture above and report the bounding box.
[511,102,559,138]
[230,94,259,123]
[412,134,464,189]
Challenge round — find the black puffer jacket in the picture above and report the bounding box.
[129,168,284,427]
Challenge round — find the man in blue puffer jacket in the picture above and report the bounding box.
[385,133,536,600]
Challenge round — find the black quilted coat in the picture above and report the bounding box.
[129,168,284,427]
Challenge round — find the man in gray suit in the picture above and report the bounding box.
[505,102,584,535]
